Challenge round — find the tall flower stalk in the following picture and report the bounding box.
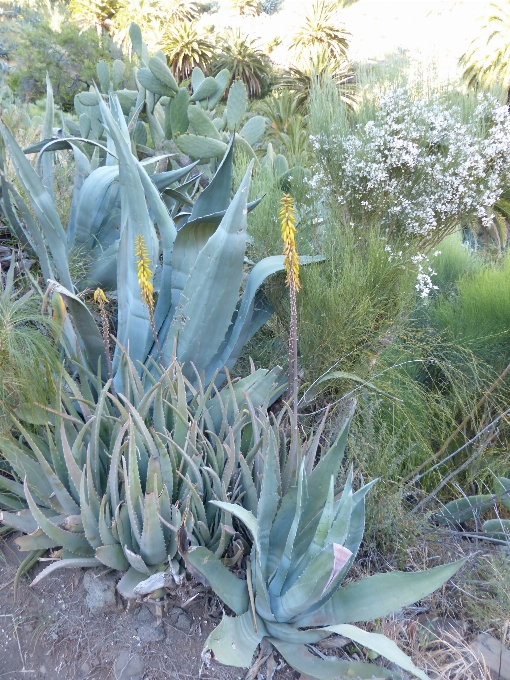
[134,234,163,365]
[93,287,113,381]
[280,193,300,474]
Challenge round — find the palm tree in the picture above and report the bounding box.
[112,0,200,50]
[161,21,216,80]
[68,0,119,36]
[291,0,350,64]
[279,49,356,111]
[460,1,510,91]
[212,29,273,97]
[230,0,261,15]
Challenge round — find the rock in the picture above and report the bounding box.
[83,570,121,616]
[137,621,166,642]
[469,633,510,680]
[114,651,145,680]
[169,607,192,633]
[136,605,155,624]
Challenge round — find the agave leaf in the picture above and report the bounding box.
[30,558,101,587]
[294,558,468,628]
[206,610,266,668]
[263,620,328,645]
[124,546,151,574]
[211,501,260,556]
[96,543,130,571]
[328,624,429,680]
[82,240,119,290]
[151,161,199,192]
[270,639,398,679]
[73,165,119,249]
[24,480,93,555]
[239,455,258,515]
[0,121,72,289]
[257,428,280,576]
[96,95,154,382]
[188,136,234,222]
[186,546,249,615]
[99,495,117,545]
[41,74,54,199]
[48,280,108,380]
[163,160,254,375]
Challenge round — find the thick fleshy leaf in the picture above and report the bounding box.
[257,427,280,577]
[206,611,265,668]
[24,480,93,555]
[96,544,130,571]
[117,567,148,599]
[30,558,100,587]
[139,492,167,566]
[41,74,55,199]
[163,161,254,375]
[435,495,495,525]
[48,280,108,380]
[185,546,249,615]
[294,559,468,628]
[327,624,430,680]
[270,639,397,679]
[0,121,72,289]
[189,135,234,222]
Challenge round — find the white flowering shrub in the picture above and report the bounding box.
[310,88,510,245]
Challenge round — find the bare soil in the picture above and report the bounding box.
[0,535,295,680]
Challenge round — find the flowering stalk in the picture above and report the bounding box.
[134,235,163,366]
[93,288,113,382]
[280,193,300,475]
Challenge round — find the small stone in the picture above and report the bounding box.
[169,607,191,633]
[136,605,155,624]
[39,666,46,676]
[137,621,166,642]
[80,662,90,674]
[114,651,145,680]
[469,633,510,680]
[83,570,121,615]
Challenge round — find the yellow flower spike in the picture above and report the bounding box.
[279,193,300,291]
[93,288,108,303]
[134,234,154,312]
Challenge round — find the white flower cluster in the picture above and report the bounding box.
[311,89,510,240]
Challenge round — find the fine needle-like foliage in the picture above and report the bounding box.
[0,255,61,426]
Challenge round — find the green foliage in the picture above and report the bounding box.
[0,353,284,594]
[460,1,510,90]
[161,21,216,80]
[279,51,356,112]
[13,20,113,109]
[291,0,350,63]
[186,417,466,679]
[212,29,274,98]
[68,0,118,34]
[0,91,318,393]
[0,255,61,428]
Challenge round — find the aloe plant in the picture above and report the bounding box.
[435,475,510,540]
[184,419,467,680]
[0,350,284,597]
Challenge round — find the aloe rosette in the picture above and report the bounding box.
[0,352,285,597]
[185,419,467,680]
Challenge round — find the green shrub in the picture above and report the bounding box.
[13,20,114,108]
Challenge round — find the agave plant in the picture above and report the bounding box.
[185,419,467,679]
[161,21,216,80]
[435,475,510,541]
[0,349,285,596]
[212,30,273,98]
[2,89,320,391]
